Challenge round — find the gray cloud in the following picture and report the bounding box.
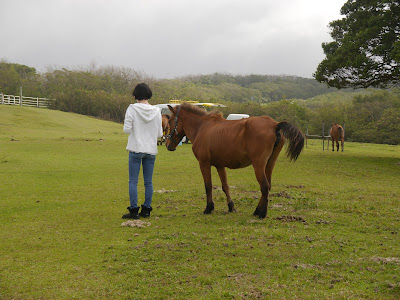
[0,0,345,78]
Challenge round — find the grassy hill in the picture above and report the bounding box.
[0,105,399,299]
[0,104,123,140]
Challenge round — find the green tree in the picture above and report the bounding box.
[314,0,400,88]
[0,61,37,94]
[265,100,309,130]
[0,64,21,94]
[347,90,400,143]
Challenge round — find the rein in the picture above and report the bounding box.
[165,106,184,145]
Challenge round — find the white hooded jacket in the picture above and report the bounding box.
[123,103,163,155]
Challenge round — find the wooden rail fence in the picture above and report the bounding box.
[0,93,55,108]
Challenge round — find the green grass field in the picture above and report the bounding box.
[1,105,399,299]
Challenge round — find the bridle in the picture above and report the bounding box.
[165,106,184,145]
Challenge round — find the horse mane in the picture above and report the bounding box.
[180,103,223,118]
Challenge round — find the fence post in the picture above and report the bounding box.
[305,125,308,148]
[322,121,325,151]
[1,93,3,105]
[37,97,39,108]
[343,122,345,152]
[20,87,23,106]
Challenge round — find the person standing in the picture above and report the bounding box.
[122,83,163,219]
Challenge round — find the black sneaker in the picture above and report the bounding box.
[122,207,139,219]
[139,205,153,218]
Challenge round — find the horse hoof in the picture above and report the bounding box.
[258,208,267,219]
[203,204,214,214]
[228,202,235,212]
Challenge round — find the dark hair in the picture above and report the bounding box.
[132,83,152,100]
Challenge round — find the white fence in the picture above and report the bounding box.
[0,93,55,108]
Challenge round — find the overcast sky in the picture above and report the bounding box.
[0,0,345,79]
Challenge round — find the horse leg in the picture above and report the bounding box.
[253,165,270,219]
[331,138,334,151]
[253,137,284,217]
[265,136,284,189]
[199,161,214,214]
[216,167,235,212]
[253,160,275,217]
[341,138,344,152]
[336,140,339,152]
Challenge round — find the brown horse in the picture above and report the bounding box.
[165,103,304,219]
[157,114,170,145]
[330,123,344,152]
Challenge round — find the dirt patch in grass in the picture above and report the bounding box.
[316,219,331,224]
[286,185,305,189]
[293,263,321,269]
[369,257,400,264]
[275,215,307,223]
[270,191,292,199]
[154,188,177,194]
[121,220,151,228]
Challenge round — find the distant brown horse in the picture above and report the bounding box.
[157,114,170,145]
[330,123,344,152]
[165,103,304,219]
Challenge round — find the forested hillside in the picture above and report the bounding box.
[0,61,346,105]
[1,61,399,144]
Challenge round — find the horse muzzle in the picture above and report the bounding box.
[167,144,177,151]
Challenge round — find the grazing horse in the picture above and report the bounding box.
[330,123,344,152]
[165,103,304,219]
[157,114,170,145]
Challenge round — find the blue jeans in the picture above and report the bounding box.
[128,152,156,209]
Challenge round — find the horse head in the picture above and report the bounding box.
[161,114,170,132]
[165,105,186,151]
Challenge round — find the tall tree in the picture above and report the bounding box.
[314,0,400,89]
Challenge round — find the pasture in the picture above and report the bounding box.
[0,105,399,299]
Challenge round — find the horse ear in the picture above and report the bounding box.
[167,105,174,113]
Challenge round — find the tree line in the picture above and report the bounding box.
[1,61,399,144]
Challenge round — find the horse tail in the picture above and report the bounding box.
[338,126,343,140]
[276,122,304,162]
